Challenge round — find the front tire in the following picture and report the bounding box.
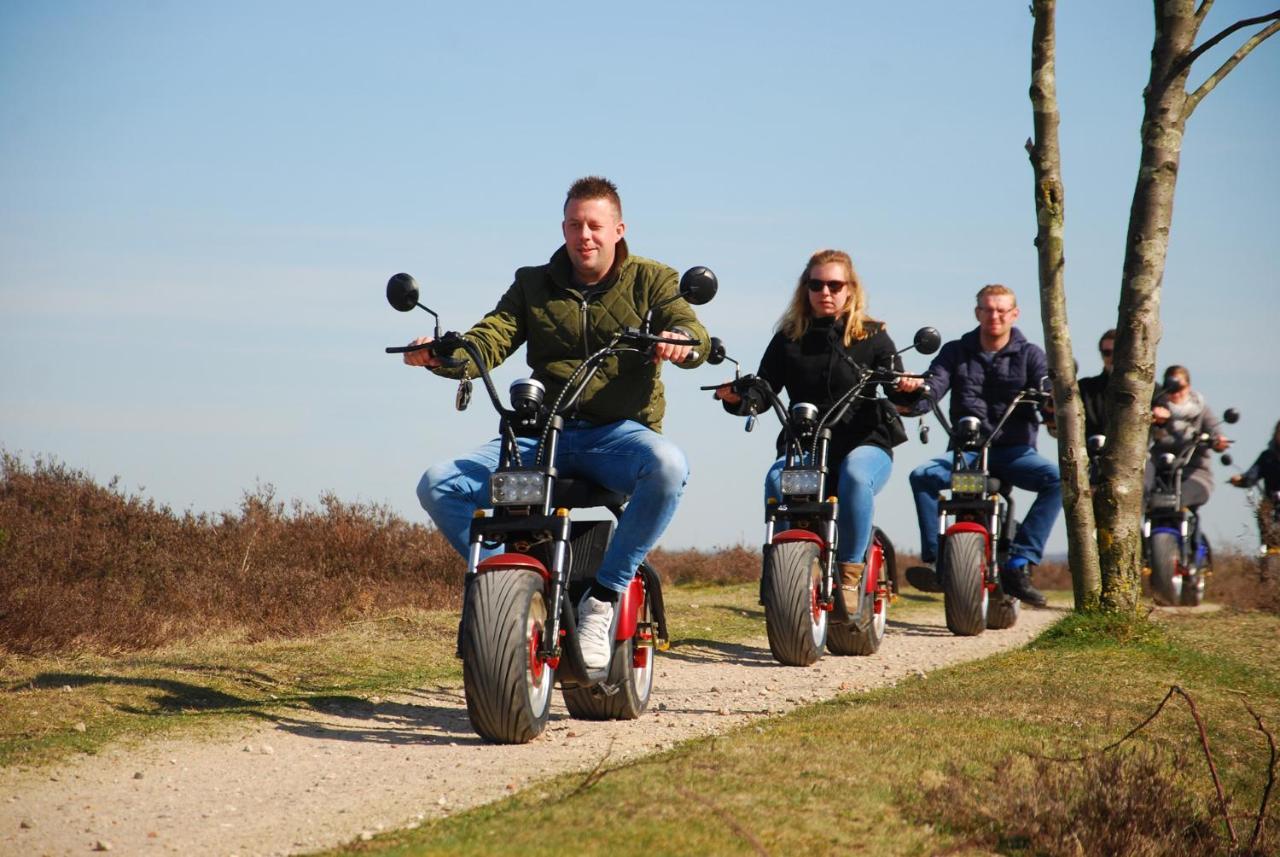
[562,585,655,720]
[762,541,827,666]
[940,531,988,636]
[460,570,554,744]
[1149,531,1181,606]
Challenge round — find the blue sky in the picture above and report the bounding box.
[2,2,1277,558]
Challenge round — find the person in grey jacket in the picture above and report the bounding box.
[1147,365,1231,510]
[902,284,1059,607]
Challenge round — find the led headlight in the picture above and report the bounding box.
[780,469,822,497]
[950,470,987,495]
[489,470,548,506]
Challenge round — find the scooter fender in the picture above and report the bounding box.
[615,575,645,641]
[475,552,551,583]
[863,538,883,596]
[942,521,994,587]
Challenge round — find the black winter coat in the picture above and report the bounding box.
[734,317,910,464]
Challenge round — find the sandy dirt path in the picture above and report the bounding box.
[2,604,1065,856]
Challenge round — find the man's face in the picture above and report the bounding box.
[562,197,625,284]
[1099,337,1115,372]
[975,294,1019,339]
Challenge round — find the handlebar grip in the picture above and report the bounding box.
[386,344,433,354]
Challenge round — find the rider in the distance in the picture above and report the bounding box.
[902,284,1059,608]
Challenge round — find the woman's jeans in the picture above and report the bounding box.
[908,445,1061,565]
[765,444,893,563]
[417,419,688,593]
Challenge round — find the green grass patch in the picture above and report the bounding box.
[331,608,1279,857]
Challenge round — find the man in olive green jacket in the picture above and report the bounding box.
[403,176,709,670]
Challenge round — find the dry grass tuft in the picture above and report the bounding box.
[0,452,463,654]
[920,746,1222,856]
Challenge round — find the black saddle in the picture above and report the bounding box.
[551,478,629,510]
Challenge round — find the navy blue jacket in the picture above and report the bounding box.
[910,326,1050,449]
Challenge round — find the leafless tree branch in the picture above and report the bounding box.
[1246,701,1277,853]
[1195,1,1215,27]
[1183,16,1280,117]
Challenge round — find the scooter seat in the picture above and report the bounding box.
[551,478,629,510]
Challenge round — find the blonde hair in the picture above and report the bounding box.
[777,249,879,346]
[975,283,1017,306]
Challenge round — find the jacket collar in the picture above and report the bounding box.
[548,238,631,294]
[961,325,1028,356]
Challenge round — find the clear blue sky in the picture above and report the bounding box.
[2,2,1277,558]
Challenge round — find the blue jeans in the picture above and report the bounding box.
[908,445,1061,564]
[765,445,893,563]
[416,419,689,593]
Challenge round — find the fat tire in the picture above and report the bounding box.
[986,593,1020,630]
[1149,532,1181,606]
[941,531,988,636]
[562,589,655,721]
[460,570,554,744]
[763,541,826,666]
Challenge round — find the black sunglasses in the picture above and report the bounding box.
[805,279,848,293]
[1100,348,1113,356]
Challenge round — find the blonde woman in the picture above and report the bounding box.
[717,249,920,593]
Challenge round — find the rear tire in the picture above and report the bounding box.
[461,570,554,744]
[986,593,1020,630]
[828,530,891,656]
[763,541,827,666]
[1149,531,1181,606]
[941,531,988,636]
[562,584,655,720]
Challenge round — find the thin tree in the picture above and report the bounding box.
[1027,0,1101,611]
[1095,2,1278,612]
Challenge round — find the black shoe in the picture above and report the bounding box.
[905,563,943,593]
[1001,563,1047,609]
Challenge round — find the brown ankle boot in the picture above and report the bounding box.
[839,562,865,593]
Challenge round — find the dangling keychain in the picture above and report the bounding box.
[455,370,473,412]
[918,417,929,444]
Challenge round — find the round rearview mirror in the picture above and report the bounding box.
[386,273,420,312]
[1220,453,1233,467]
[1223,407,1240,424]
[707,337,727,366]
[913,327,942,355]
[679,266,718,306]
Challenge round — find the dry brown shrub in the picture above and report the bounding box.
[1208,550,1280,613]
[917,746,1223,856]
[0,452,463,654]
[648,544,759,586]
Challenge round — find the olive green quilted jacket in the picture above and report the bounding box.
[435,241,710,432]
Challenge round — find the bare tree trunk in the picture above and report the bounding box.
[1095,0,1279,611]
[1028,0,1100,611]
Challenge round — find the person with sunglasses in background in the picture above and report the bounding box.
[1077,328,1116,442]
[901,284,1060,608]
[713,249,921,599]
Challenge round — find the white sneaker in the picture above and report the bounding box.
[577,594,615,671]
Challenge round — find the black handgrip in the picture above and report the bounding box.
[385,343,466,368]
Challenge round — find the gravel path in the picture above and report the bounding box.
[2,604,1065,856]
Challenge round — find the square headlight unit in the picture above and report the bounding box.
[489,470,548,506]
[780,468,822,497]
[950,470,987,495]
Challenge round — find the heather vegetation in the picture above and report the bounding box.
[2,451,1274,657]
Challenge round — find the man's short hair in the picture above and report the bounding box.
[975,284,1017,306]
[1098,328,1117,350]
[565,176,622,218]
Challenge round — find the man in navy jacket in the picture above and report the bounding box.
[903,284,1060,607]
